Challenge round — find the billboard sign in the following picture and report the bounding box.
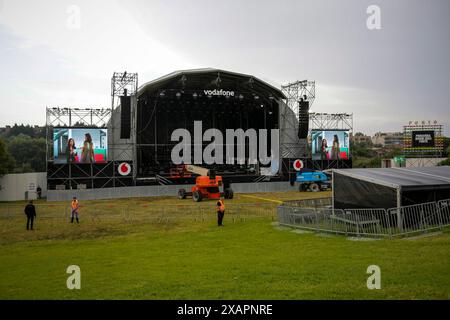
[411,130,435,147]
[53,128,108,164]
[311,130,350,160]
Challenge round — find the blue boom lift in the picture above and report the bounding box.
[295,169,331,192]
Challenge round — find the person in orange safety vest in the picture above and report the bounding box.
[216,197,225,227]
[71,197,80,223]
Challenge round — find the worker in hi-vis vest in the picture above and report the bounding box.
[71,197,80,223]
[216,197,225,226]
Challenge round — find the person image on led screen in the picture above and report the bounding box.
[331,134,340,160]
[311,131,349,160]
[81,133,95,163]
[321,138,328,160]
[52,128,107,164]
[66,138,77,163]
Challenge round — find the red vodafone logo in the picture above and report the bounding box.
[293,159,303,171]
[118,162,131,176]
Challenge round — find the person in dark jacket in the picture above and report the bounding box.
[24,200,36,230]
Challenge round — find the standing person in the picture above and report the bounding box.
[36,185,42,199]
[66,138,77,163]
[24,200,36,230]
[216,197,225,227]
[71,197,80,223]
[331,134,340,160]
[81,133,95,163]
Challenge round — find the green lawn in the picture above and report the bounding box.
[0,191,449,299]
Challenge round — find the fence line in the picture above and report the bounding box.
[281,198,332,208]
[278,199,450,238]
[0,202,278,225]
[3,199,449,236]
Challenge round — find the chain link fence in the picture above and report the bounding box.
[278,198,450,238]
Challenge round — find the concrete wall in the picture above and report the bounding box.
[383,157,446,168]
[47,181,298,201]
[405,158,446,167]
[0,172,47,202]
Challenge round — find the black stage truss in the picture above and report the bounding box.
[134,69,284,181]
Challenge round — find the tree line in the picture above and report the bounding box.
[0,124,46,175]
[0,125,449,175]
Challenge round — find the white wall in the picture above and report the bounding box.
[0,172,47,202]
[383,157,446,168]
[405,158,446,167]
[47,181,298,201]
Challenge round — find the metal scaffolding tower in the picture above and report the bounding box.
[109,72,138,170]
[403,121,444,157]
[281,80,316,118]
[309,113,353,131]
[280,80,316,159]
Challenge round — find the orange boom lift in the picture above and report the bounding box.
[177,165,234,202]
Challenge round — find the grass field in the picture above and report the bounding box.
[0,191,449,299]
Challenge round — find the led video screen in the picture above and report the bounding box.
[411,130,435,148]
[53,128,108,164]
[311,130,350,160]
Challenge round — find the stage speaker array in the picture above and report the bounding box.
[120,96,131,139]
[298,98,310,139]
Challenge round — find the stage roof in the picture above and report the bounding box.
[137,68,286,99]
[333,166,450,191]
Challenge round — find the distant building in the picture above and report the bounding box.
[372,132,403,147]
[353,133,372,145]
[0,125,11,136]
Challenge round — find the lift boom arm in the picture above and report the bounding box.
[185,164,210,177]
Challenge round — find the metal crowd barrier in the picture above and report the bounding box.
[0,202,278,225]
[278,198,450,238]
[387,201,445,236]
[281,198,332,208]
[2,199,449,237]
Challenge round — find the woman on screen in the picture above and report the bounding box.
[321,138,328,160]
[81,133,95,163]
[331,134,340,160]
[66,138,77,163]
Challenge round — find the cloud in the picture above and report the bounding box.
[0,0,195,77]
[0,0,198,125]
[0,0,449,135]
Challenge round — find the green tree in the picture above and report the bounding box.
[443,137,450,154]
[440,137,450,165]
[384,146,403,158]
[6,124,45,139]
[352,143,376,158]
[0,138,16,175]
[7,124,35,137]
[7,135,46,172]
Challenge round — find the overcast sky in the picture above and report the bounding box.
[0,0,449,135]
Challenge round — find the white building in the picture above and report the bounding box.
[0,172,47,202]
[372,132,403,147]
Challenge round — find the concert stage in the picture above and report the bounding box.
[46,68,353,190]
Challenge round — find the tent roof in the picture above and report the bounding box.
[137,68,286,99]
[333,166,450,191]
